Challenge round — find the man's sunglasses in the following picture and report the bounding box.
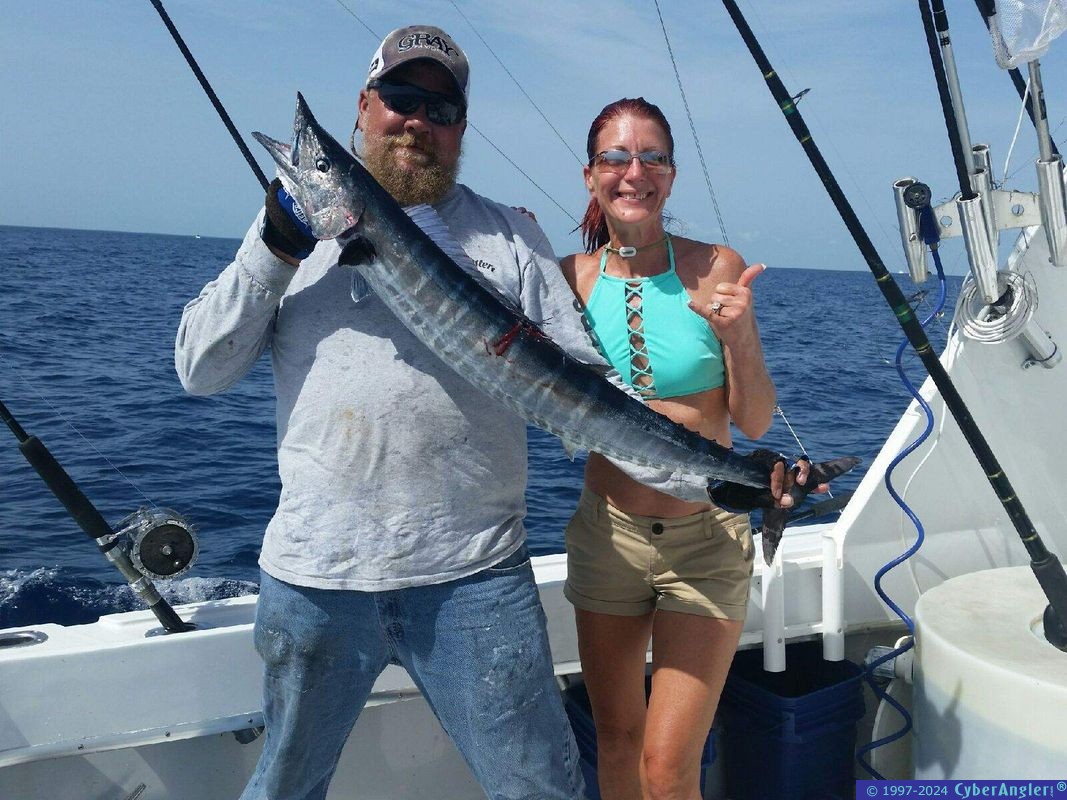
[368,80,466,127]
[590,149,675,174]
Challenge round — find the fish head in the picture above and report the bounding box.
[252,93,365,240]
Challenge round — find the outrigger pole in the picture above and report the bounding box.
[0,399,192,634]
[720,0,1067,650]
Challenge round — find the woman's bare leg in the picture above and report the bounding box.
[642,611,743,800]
[575,608,655,800]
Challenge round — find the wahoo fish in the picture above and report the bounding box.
[253,94,857,563]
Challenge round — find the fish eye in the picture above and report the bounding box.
[316,157,331,173]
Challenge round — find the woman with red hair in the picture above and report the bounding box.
[560,97,777,800]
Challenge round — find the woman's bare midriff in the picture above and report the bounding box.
[586,386,732,518]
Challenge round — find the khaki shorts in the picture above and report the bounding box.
[564,488,755,620]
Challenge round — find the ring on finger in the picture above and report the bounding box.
[709,301,723,315]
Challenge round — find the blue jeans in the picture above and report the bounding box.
[240,547,584,800]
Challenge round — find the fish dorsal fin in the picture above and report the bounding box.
[404,204,524,316]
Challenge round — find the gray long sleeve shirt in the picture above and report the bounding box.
[176,183,707,591]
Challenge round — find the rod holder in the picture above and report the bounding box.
[821,536,845,661]
[1021,318,1061,369]
[958,194,1002,303]
[1036,156,1067,267]
[894,178,928,283]
[761,550,786,673]
[970,144,998,249]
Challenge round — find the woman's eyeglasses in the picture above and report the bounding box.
[368,80,466,127]
[590,149,674,174]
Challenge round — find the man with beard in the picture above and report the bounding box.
[176,25,587,800]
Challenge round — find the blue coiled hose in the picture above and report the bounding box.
[856,206,946,779]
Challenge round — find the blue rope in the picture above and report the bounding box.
[856,210,946,779]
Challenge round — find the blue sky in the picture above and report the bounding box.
[5,0,1067,270]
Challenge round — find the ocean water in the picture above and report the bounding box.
[0,225,961,628]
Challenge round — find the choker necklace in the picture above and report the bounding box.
[605,235,668,259]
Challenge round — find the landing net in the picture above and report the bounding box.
[990,0,1067,67]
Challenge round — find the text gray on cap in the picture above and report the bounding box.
[366,25,469,104]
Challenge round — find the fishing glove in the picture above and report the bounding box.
[707,448,788,511]
[709,451,861,512]
[261,178,316,261]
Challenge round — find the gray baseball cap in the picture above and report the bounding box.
[365,26,470,105]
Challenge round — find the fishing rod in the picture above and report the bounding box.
[155,0,579,228]
[920,0,1005,301]
[148,0,268,192]
[926,0,981,188]
[720,0,1067,651]
[0,399,195,633]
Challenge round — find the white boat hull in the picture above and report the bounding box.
[0,559,578,799]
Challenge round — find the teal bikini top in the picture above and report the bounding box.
[582,236,725,400]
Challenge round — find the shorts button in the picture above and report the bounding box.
[651,522,664,535]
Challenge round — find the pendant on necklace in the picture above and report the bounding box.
[605,235,668,259]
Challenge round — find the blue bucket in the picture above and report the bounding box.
[719,641,864,800]
[563,679,716,800]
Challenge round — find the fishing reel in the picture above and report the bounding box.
[113,507,198,580]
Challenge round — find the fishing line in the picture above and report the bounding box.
[1004,118,1067,183]
[771,405,834,501]
[956,270,1039,342]
[652,0,730,246]
[655,0,841,511]
[1003,76,1032,181]
[329,0,380,40]
[446,0,585,167]
[0,353,160,514]
[467,126,580,225]
[330,0,580,227]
